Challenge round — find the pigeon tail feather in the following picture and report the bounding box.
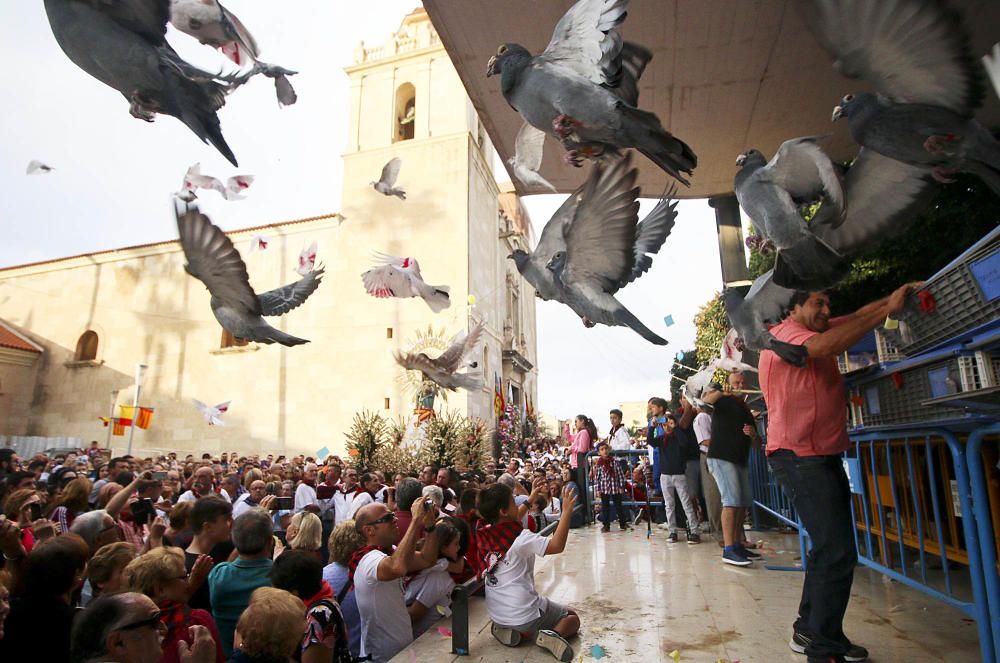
[766,338,809,368]
[425,286,451,313]
[253,325,310,347]
[163,70,238,166]
[613,306,668,345]
[771,238,847,290]
[620,105,697,185]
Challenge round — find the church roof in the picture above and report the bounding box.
[0,321,43,354]
[0,212,340,274]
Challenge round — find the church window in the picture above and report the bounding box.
[384,397,391,409]
[386,327,394,339]
[220,329,248,349]
[394,83,416,142]
[75,330,99,361]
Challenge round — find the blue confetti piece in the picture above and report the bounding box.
[315,446,330,460]
[591,644,606,659]
[663,314,674,327]
[456,648,468,655]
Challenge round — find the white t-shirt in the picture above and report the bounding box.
[403,558,455,637]
[294,482,317,513]
[542,496,561,519]
[231,493,256,518]
[355,550,413,663]
[483,529,549,627]
[178,489,231,504]
[348,492,374,519]
[693,412,712,454]
[608,426,631,451]
[333,489,365,523]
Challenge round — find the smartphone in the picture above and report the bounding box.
[423,498,435,511]
[152,471,168,480]
[131,498,155,525]
[28,503,42,521]
[274,496,294,510]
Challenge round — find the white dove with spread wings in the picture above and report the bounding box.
[361,253,451,312]
[192,399,230,426]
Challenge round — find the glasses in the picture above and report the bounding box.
[117,611,162,632]
[369,512,397,526]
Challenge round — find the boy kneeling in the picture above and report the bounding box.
[477,482,579,661]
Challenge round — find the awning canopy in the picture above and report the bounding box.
[424,0,1000,198]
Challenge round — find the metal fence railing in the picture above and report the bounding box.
[966,424,1000,661]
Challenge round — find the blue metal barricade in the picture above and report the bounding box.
[580,449,659,531]
[848,428,994,663]
[966,423,1000,661]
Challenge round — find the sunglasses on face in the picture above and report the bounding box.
[117,610,162,632]
[369,512,396,526]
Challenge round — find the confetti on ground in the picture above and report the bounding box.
[669,650,681,661]
[437,626,452,637]
[591,644,606,659]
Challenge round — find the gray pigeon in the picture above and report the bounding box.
[541,154,678,345]
[802,0,1000,194]
[43,0,246,166]
[394,321,485,392]
[734,137,848,289]
[176,204,324,347]
[169,0,299,107]
[485,0,697,184]
[371,158,406,200]
[725,148,934,362]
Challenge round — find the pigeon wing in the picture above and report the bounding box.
[379,158,402,187]
[560,156,641,293]
[759,137,846,224]
[371,251,423,281]
[362,265,412,298]
[514,122,547,172]
[176,205,262,316]
[539,0,630,86]
[220,5,260,59]
[801,0,984,115]
[258,266,325,316]
[618,189,678,290]
[813,149,933,256]
[83,0,170,45]
[436,321,485,372]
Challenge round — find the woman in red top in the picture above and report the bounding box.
[3,489,44,554]
[122,546,226,663]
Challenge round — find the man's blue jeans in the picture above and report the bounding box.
[768,450,858,657]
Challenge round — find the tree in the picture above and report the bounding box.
[668,348,698,410]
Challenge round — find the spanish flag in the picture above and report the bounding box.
[493,373,505,419]
[119,405,135,420]
[135,407,154,430]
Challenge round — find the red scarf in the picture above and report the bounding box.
[475,520,523,580]
[316,481,339,500]
[159,599,191,642]
[347,544,393,587]
[303,580,334,608]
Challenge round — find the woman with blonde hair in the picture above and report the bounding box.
[49,476,93,532]
[322,519,364,659]
[286,511,323,557]
[242,468,263,491]
[84,541,137,604]
[232,587,306,663]
[122,546,225,663]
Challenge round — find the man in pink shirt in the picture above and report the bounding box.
[759,283,917,663]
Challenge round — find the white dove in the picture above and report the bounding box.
[297,242,318,276]
[394,321,485,392]
[26,160,54,175]
[371,157,406,199]
[176,164,254,202]
[508,122,556,192]
[716,329,758,374]
[192,399,230,426]
[361,252,451,312]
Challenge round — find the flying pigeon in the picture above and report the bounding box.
[394,321,485,392]
[176,204,324,347]
[42,0,260,166]
[512,153,677,344]
[682,364,718,406]
[735,137,848,288]
[984,43,1000,100]
[508,122,557,192]
[802,0,1000,195]
[176,163,254,202]
[296,242,317,276]
[371,158,406,200]
[486,0,697,184]
[716,329,758,374]
[192,399,230,426]
[362,253,451,313]
[26,160,54,175]
[169,0,298,106]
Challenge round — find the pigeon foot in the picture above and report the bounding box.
[552,114,581,139]
[128,94,157,122]
[923,134,960,157]
[932,166,958,183]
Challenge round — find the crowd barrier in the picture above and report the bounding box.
[752,422,999,663]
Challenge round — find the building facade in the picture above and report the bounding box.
[0,9,537,458]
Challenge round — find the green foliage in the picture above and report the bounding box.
[418,411,492,471]
[693,294,729,366]
[344,410,388,471]
[668,348,698,411]
[371,442,421,475]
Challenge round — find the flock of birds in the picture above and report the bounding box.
[36,0,1000,409]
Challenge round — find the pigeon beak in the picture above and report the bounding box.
[506,252,515,259]
[486,55,498,77]
[831,105,844,122]
[735,153,747,167]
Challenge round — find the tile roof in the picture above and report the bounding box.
[0,324,42,354]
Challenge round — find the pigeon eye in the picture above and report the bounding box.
[844,94,853,102]
[498,45,507,55]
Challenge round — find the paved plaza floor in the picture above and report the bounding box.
[394,525,980,662]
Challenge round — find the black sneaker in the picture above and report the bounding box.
[790,632,868,662]
[491,623,521,647]
[535,629,574,662]
[740,546,762,559]
[667,531,678,543]
[686,531,701,545]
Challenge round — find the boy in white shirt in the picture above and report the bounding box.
[476,482,579,662]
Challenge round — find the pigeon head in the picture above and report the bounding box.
[735,149,766,169]
[486,43,531,78]
[832,92,873,121]
[545,251,567,275]
[508,249,530,272]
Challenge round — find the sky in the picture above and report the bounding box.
[1,2,724,424]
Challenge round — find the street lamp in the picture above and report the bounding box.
[105,389,119,450]
[126,363,149,455]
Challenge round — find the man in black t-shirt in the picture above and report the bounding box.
[704,372,760,566]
